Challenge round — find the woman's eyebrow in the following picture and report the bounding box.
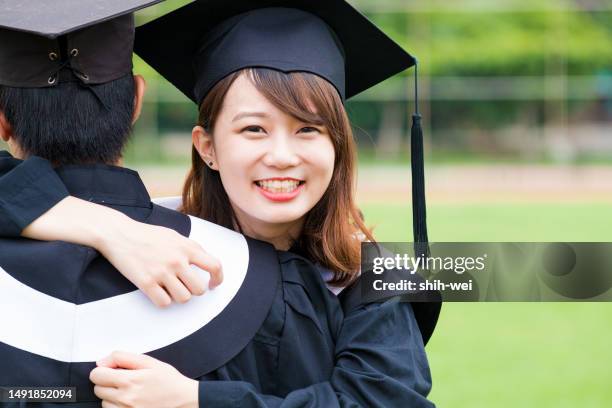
[232,111,268,122]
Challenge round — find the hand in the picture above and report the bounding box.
[98,220,224,308]
[90,351,198,408]
[21,196,224,308]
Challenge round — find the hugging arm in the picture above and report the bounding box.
[0,152,137,246]
[0,152,69,236]
[0,151,222,305]
[198,298,435,408]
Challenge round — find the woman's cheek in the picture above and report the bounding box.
[303,147,334,202]
[301,136,334,160]
[313,139,335,180]
[230,139,267,165]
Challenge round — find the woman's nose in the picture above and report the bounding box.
[263,135,300,168]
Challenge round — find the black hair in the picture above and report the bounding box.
[0,74,135,165]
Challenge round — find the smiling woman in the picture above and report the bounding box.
[184,68,370,283]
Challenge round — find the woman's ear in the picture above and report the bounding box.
[192,125,218,170]
[131,74,147,125]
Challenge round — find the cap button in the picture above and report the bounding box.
[48,52,58,61]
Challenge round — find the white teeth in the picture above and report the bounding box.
[257,180,301,193]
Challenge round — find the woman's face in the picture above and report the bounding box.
[194,74,335,246]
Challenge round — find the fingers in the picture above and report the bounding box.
[162,274,192,304]
[141,269,195,307]
[101,401,127,408]
[140,281,173,308]
[90,367,129,387]
[113,228,223,308]
[97,351,158,370]
[177,266,206,296]
[189,249,223,289]
[94,385,121,402]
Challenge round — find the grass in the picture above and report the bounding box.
[362,202,612,242]
[360,202,612,407]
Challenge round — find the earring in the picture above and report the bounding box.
[208,161,214,166]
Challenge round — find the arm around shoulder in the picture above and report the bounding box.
[0,153,68,236]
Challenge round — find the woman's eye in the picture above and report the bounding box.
[242,125,265,133]
[299,126,320,133]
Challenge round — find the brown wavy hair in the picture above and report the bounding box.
[182,68,373,285]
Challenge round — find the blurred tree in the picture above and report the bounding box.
[127,0,612,164]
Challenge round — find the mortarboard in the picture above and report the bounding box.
[134,0,434,341]
[135,1,414,103]
[0,0,162,88]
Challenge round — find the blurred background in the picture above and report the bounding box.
[4,0,611,406]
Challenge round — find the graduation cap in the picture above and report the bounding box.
[0,0,162,88]
[135,0,435,341]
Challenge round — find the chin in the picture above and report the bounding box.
[255,208,307,224]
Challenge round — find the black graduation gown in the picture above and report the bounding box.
[0,154,436,407]
[195,251,434,407]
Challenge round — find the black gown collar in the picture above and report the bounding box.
[56,164,151,208]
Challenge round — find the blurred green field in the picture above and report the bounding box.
[361,202,612,407]
[362,203,612,242]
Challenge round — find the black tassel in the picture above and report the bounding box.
[410,60,430,259]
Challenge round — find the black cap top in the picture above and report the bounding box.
[135,0,416,104]
[0,0,162,88]
[0,0,163,38]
